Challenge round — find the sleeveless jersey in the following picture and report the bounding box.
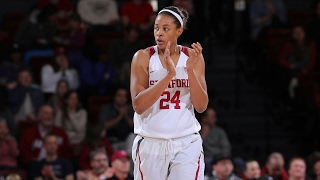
[133,45,201,139]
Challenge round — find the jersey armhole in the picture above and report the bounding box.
[181,46,189,57]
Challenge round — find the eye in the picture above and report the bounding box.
[164,28,169,31]
[154,27,159,31]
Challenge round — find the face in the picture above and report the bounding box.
[38,106,54,127]
[289,159,306,179]
[267,153,284,179]
[127,29,139,43]
[69,19,80,29]
[293,26,305,42]
[10,51,22,63]
[91,153,109,175]
[44,135,58,156]
[314,161,320,180]
[112,157,130,173]
[202,108,217,126]
[18,71,32,87]
[0,122,9,139]
[245,161,261,179]
[214,160,234,178]
[55,54,68,67]
[154,14,182,50]
[57,81,68,96]
[114,89,128,106]
[66,92,79,109]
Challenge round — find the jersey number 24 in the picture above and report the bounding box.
[160,91,181,109]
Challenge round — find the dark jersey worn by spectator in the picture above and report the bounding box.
[31,157,73,179]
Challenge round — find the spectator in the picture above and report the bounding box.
[280,26,317,74]
[19,105,71,165]
[279,26,317,99]
[78,49,118,96]
[76,149,114,180]
[243,160,262,180]
[14,4,58,50]
[47,80,69,111]
[77,0,119,27]
[99,87,134,150]
[250,0,287,40]
[200,107,231,159]
[120,0,155,31]
[205,155,241,180]
[107,24,144,88]
[314,159,320,180]
[307,0,320,52]
[54,90,87,146]
[261,152,288,180]
[79,124,114,170]
[5,174,21,180]
[37,0,74,30]
[288,157,307,180]
[0,43,29,88]
[0,118,19,170]
[31,133,74,180]
[107,150,133,180]
[54,14,86,52]
[41,47,79,96]
[8,69,45,122]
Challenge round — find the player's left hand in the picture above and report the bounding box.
[186,42,202,71]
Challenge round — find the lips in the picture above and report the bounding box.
[156,39,164,45]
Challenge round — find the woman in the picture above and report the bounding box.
[41,47,79,96]
[130,6,208,179]
[279,25,317,74]
[47,79,69,111]
[54,91,87,147]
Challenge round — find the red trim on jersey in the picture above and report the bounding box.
[138,150,144,180]
[194,154,201,180]
[147,46,156,58]
[182,46,189,57]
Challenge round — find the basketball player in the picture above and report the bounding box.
[130,6,208,180]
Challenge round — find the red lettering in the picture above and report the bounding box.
[150,80,154,86]
[177,79,182,87]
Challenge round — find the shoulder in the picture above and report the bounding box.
[132,48,152,65]
[23,124,38,135]
[41,64,54,71]
[53,126,68,136]
[78,109,87,115]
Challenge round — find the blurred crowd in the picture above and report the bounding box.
[0,0,320,180]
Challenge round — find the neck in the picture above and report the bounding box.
[68,106,75,112]
[114,171,128,180]
[46,153,57,162]
[159,44,179,56]
[40,123,52,131]
[217,173,228,180]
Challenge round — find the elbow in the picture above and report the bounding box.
[133,106,144,115]
[195,106,207,113]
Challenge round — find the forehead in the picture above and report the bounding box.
[247,161,259,168]
[291,159,305,165]
[155,14,176,25]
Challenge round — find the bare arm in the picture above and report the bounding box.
[131,43,176,114]
[187,43,208,113]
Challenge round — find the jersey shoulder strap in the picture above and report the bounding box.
[181,46,189,57]
[146,46,156,58]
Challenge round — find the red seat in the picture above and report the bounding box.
[0,169,27,180]
[29,56,53,85]
[4,12,29,38]
[93,31,123,52]
[17,120,38,138]
[288,10,315,29]
[266,28,291,64]
[88,95,113,123]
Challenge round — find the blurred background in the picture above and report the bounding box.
[1,0,320,180]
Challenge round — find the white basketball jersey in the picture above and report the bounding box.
[133,45,201,139]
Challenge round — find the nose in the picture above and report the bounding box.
[156,29,163,37]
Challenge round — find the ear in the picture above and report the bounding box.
[176,27,183,37]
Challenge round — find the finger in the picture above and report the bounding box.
[192,43,202,54]
[191,43,200,56]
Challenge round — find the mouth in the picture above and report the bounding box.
[156,39,165,45]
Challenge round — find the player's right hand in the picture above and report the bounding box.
[164,41,176,77]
